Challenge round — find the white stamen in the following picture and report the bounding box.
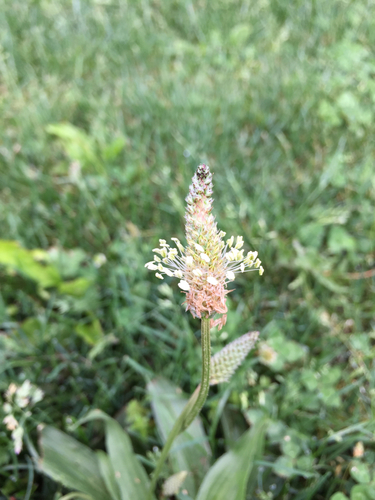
[195,243,205,252]
[178,280,190,291]
[172,237,185,253]
[226,271,235,281]
[145,262,158,270]
[185,256,193,266]
[200,253,210,263]
[226,236,234,248]
[235,236,244,249]
[207,276,218,285]
[193,269,203,276]
[155,273,164,279]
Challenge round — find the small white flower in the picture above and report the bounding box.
[16,380,32,408]
[259,266,264,276]
[154,255,161,262]
[31,388,44,404]
[178,280,190,291]
[174,270,183,278]
[3,415,18,431]
[155,273,164,279]
[5,383,17,400]
[185,256,194,266]
[240,263,245,273]
[226,271,235,281]
[193,269,203,277]
[159,239,168,247]
[254,258,261,268]
[164,268,174,277]
[195,243,205,252]
[207,276,218,285]
[12,426,24,455]
[200,253,210,263]
[93,253,107,268]
[3,403,12,414]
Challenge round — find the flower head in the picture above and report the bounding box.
[145,164,264,329]
[210,331,259,385]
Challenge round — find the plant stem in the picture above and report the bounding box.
[147,317,211,499]
[182,316,211,429]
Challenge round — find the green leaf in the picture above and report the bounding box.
[273,455,296,478]
[328,226,357,254]
[102,136,127,160]
[298,223,325,249]
[350,462,372,484]
[195,418,267,500]
[281,438,301,459]
[74,409,154,500]
[147,378,211,497]
[38,426,110,500]
[59,277,93,297]
[330,493,349,500]
[0,240,61,288]
[300,370,319,391]
[88,334,118,361]
[46,122,99,170]
[351,484,375,500]
[75,319,104,346]
[228,24,252,46]
[97,451,121,500]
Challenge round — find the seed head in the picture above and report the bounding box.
[210,331,259,385]
[145,164,264,328]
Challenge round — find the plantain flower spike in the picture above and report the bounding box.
[145,164,264,329]
[210,331,259,385]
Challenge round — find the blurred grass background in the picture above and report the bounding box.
[0,0,374,498]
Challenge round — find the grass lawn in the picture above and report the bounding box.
[0,1,374,498]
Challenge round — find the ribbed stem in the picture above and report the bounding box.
[182,317,211,428]
[147,317,211,499]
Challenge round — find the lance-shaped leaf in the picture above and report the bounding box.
[38,426,110,500]
[73,409,155,500]
[196,417,268,500]
[147,378,211,497]
[210,332,259,385]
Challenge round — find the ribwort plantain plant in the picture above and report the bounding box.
[145,164,264,497]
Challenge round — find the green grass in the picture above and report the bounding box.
[0,0,375,498]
